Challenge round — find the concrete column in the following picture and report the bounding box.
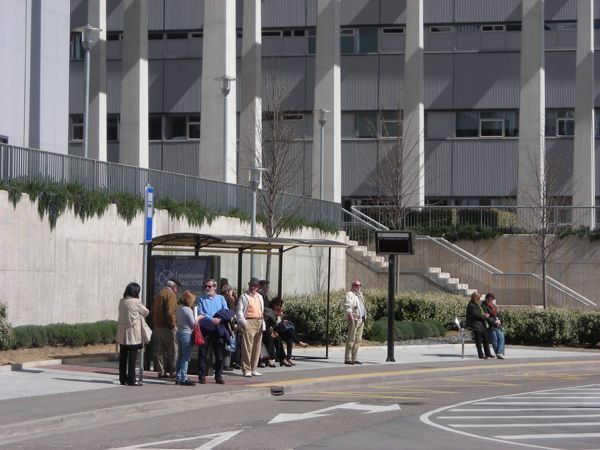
[517,0,545,228]
[573,1,595,229]
[200,0,237,183]
[88,0,107,161]
[119,0,148,168]
[402,0,425,209]
[238,0,262,185]
[312,0,341,203]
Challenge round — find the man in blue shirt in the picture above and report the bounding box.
[196,278,228,384]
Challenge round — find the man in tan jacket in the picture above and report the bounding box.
[152,278,180,378]
[344,279,367,365]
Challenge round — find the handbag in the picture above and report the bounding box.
[276,320,295,334]
[140,317,152,344]
[192,323,205,346]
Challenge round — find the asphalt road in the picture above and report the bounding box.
[3,363,600,449]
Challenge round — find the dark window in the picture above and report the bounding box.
[293,29,305,37]
[480,111,504,137]
[165,116,187,140]
[430,26,453,33]
[106,32,121,41]
[282,30,292,37]
[188,115,200,139]
[382,27,404,34]
[166,32,187,40]
[380,111,402,138]
[456,112,479,137]
[262,30,282,37]
[359,28,378,53]
[0,135,8,144]
[355,112,378,138]
[149,115,162,141]
[70,115,84,141]
[70,33,84,60]
[505,111,519,137]
[107,115,119,142]
[506,24,521,31]
[148,32,163,40]
[341,29,355,54]
[547,110,574,137]
[308,29,316,54]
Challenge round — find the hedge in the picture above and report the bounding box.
[1,320,117,350]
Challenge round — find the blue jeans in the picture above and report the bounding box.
[175,331,193,382]
[489,327,505,355]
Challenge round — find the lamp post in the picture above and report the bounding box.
[75,24,101,160]
[249,165,267,277]
[317,108,329,200]
[218,76,236,182]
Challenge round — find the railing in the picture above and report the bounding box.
[341,209,597,310]
[351,205,599,230]
[0,144,340,228]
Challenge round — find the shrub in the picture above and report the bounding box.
[0,302,15,350]
[367,318,444,342]
[12,326,34,349]
[578,313,600,346]
[501,307,580,345]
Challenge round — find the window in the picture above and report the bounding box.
[166,32,187,40]
[340,29,356,53]
[293,29,305,37]
[148,32,163,40]
[164,115,200,140]
[380,111,402,138]
[262,30,282,37]
[354,112,378,138]
[340,28,379,54]
[189,32,203,39]
[546,110,574,137]
[456,112,479,137]
[308,29,316,54]
[480,24,505,32]
[149,115,162,141]
[480,111,504,137]
[430,26,453,33]
[188,115,200,139]
[282,113,304,121]
[557,23,576,31]
[506,24,522,32]
[106,32,122,41]
[382,27,405,34]
[455,111,519,138]
[0,135,7,144]
[70,115,84,142]
[70,33,84,60]
[107,115,119,142]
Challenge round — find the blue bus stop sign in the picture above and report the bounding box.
[144,185,154,243]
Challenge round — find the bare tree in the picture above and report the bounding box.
[258,67,308,281]
[519,151,574,309]
[367,109,426,229]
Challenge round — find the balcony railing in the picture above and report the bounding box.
[0,144,340,228]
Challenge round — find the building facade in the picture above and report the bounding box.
[62,1,600,209]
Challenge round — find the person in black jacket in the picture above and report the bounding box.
[466,291,494,359]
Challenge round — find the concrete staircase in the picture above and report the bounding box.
[425,267,477,297]
[346,240,476,297]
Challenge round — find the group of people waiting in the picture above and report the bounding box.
[466,291,506,360]
[116,276,308,386]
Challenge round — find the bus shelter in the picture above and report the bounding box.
[148,233,348,357]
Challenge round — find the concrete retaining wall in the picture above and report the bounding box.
[0,191,347,326]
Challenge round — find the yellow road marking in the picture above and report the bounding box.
[368,386,458,394]
[251,360,600,388]
[309,392,425,400]
[442,376,519,387]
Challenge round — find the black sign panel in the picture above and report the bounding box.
[150,255,220,307]
[376,231,414,255]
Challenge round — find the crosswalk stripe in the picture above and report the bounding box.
[494,432,600,440]
[451,422,600,428]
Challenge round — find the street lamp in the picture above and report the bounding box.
[74,24,101,160]
[317,108,329,200]
[249,165,267,278]
[217,76,236,182]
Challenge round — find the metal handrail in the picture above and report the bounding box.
[349,205,389,230]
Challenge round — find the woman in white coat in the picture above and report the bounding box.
[117,282,149,386]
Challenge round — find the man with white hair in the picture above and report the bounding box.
[344,279,367,365]
[152,278,181,378]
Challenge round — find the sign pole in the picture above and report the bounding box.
[386,254,396,362]
[139,183,154,383]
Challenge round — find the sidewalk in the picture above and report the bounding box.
[0,343,597,402]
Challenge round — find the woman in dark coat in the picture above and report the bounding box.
[466,291,493,359]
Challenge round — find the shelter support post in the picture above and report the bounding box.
[237,249,243,298]
[277,247,283,298]
[386,254,396,362]
[326,247,331,358]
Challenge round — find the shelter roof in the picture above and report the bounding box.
[150,233,347,253]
